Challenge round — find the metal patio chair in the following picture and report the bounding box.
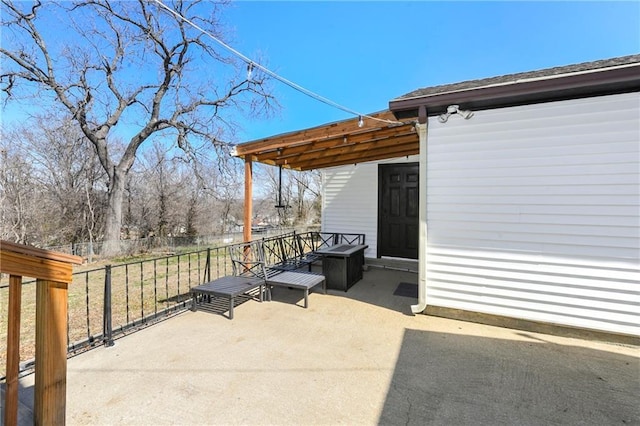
[190,241,266,320]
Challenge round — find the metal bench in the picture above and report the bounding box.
[296,231,339,266]
[190,276,263,320]
[260,235,326,307]
[262,232,314,272]
[190,238,327,318]
[264,270,326,308]
[190,241,267,320]
[295,231,366,267]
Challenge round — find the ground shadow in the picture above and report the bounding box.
[323,266,418,315]
[0,380,34,426]
[158,293,192,304]
[268,285,319,308]
[378,328,640,425]
[191,288,262,319]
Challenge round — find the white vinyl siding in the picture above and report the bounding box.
[322,156,419,258]
[322,92,639,336]
[426,92,639,336]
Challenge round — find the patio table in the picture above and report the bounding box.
[266,271,326,308]
[314,244,368,291]
[190,276,264,320]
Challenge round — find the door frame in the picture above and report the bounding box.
[377,162,420,259]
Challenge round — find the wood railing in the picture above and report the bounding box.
[1,240,82,426]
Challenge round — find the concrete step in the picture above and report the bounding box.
[365,257,418,273]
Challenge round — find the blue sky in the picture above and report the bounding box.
[223,1,639,141]
[1,1,638,145]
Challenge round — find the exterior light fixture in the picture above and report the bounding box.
[438,105,474,123]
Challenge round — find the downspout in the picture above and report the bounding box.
[412,106,428,314]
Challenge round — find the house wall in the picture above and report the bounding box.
[322,155,419,258]
[323,91,639,336]
[426,92,639,336]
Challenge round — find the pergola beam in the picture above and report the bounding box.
[233,113,418,171]
[274,133,418,167]
[296,146,419,171]
[233,110,401,156]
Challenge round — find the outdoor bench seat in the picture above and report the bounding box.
[234,238,327,310]
[264,270,326,308]
[189,232,366,318]
[190,276,264,320]
[190,241,270,320]
[294,231,366,268]
[294,232,329,266]
[268,256,314,272]
[260,234,327,307]
[262,233,314,272]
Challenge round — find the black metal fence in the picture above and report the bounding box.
[0,229,361,379]
[65,246,231,355]
[43,228,306,260]
[0,245,232,379]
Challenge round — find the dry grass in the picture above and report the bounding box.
[0,247,234,378]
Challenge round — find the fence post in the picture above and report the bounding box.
[206,248,211,282]
[103,265,114,347]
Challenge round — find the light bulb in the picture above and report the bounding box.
[247,63,254,80]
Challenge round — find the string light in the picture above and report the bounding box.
[151,0,405,126]
[247,62,254,81]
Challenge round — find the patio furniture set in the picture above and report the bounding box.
[190,232,367,319]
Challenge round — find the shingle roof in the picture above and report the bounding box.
[393,54,640,102]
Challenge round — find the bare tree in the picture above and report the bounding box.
[201,160,243,235]
[0,142,39,244]
[0,115,107,251]
[17,115,107,245]
[290,169,322,225]
[258,165,294,227]
[255,165,322,227]
[138,142,188,239]
[1,0,275,255]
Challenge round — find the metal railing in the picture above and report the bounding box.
[0,229,359,379]
[70,246,236,355]
[0,246,231,379]
[43,228,309,260]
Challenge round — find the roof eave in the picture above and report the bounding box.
[389,63,640,119]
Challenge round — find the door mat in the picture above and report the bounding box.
[393,282,418,298]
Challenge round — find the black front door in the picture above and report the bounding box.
[378,163,419,259]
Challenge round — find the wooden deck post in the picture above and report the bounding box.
[5,275,22,426]
[244,158,253,242]
[0,241,81,426]
[34,279,69,425]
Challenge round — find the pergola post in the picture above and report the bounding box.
[244,158,253,242]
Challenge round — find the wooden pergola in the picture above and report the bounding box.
[231,110,419,241]
[233,110,417,171]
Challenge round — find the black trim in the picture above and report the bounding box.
[390,64,640,119]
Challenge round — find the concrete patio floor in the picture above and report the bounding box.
[18,266,640,425]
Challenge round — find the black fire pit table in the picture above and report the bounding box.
[313,244,368,291]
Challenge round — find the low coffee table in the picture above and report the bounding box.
[266,271,326,308]
[190,275,264,320]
